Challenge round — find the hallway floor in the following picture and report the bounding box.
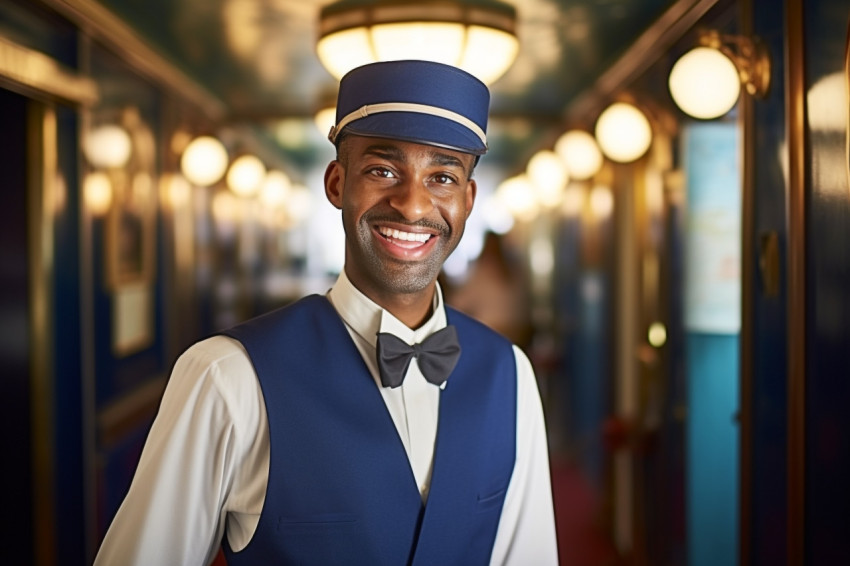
[551,458,625,566]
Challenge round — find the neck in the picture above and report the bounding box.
[378,290,436,329]
[345,272,437,329]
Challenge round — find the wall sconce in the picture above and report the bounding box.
[554,130,603,180]
[316,0,519,85]
[181,135,229,187]
[595,102,653,163]
[669,30,771,119]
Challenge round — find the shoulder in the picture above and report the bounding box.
[169,335,264,428]
[221,295,332,350]
[176,334,255,378]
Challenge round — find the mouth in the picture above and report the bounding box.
[374,224,439,259]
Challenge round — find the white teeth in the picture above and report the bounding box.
[379,226,431,243]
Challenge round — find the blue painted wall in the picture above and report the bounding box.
[682,120,741,566]
[686,334,740,566]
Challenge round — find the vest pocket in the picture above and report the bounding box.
[277,513,359,532]
[475,486,508,514]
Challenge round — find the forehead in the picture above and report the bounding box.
[343,135,475,169]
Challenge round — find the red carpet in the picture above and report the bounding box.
[551,459,624,566]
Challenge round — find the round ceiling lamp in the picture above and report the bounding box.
[316,0,519,86]
[595,102,652,163]
[554,130,603,180]
[181,135,229,187]
[668,47,741,119]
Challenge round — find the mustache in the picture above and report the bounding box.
[364,212,450,237]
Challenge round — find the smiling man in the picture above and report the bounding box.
[95,60,558,566]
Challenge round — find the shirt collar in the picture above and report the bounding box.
[327,269,447,348]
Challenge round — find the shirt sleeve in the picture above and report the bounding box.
[489,346,559,566]
[93,336,267,566]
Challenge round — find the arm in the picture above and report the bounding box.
[489,346,559,566]
[94,337,266,566]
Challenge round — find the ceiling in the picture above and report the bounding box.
[93,0,679,174]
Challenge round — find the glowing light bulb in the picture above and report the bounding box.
[669,47,741,119]
[595,103,652,163]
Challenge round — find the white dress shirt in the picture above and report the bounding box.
[94,271,558,566]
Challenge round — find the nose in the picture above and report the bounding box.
[387,178,434,220]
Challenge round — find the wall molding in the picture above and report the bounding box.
[0,34,97,105]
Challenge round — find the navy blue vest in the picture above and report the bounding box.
[221,295,517,566]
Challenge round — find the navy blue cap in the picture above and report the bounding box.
[329,60,490,155]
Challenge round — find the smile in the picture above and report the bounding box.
[374,225,439,259]
[377,226,433,245]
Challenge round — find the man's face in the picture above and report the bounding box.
[325,135,477,303]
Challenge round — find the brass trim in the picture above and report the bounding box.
[319,0,517,36]
[786,0,806,563]
[565,0,722,122]
[845,18,850,195]
[738,4,755,564]
[28,102,57,566]
[0,34,98,106]
[40,0,226,120]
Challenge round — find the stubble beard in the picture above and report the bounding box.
[349,211,461,296]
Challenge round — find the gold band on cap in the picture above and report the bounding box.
[328,102,487,146]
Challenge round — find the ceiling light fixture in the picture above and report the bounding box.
[316,0,519,86]
[669,30,771,120]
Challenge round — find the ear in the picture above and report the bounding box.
[465,178,477,219]
[324,160,344,210]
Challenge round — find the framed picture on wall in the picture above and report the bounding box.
[105,107,156,290]
[101,106,158,356]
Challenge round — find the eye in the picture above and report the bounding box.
[369,167,396,179]
[432,173,458,185]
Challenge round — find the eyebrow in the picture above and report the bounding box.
[363,144,406,162]
[363,143,467,169]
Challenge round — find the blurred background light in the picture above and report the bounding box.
[527,149,569,209]
[595,102,652,163]
[227,154,266,197]
[181,135,229,187]
[669,46,741,119]
[83,172,113,216]
[555,130,603,180]
[84,124,132,169]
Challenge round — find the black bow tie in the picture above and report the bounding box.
[376,325,462,388]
